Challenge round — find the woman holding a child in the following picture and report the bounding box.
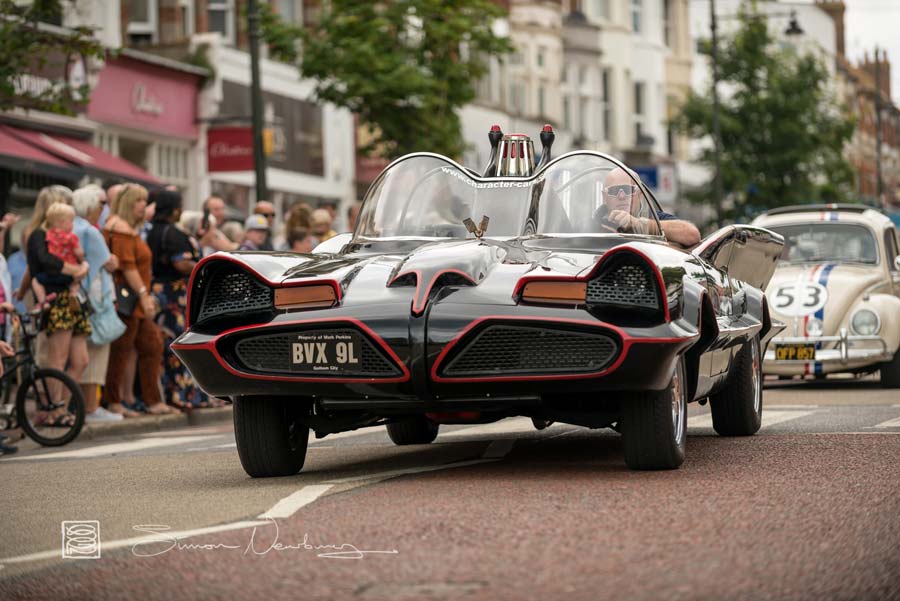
[20,186,91,427]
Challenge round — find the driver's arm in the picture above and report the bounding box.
[607,210,700,247]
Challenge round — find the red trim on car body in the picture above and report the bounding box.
[430,315,697,383]
[511,245,671,322]
[185,253,343,328]
[171,317,410,383]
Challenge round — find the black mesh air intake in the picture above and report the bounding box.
[232,329,401,377]
[195,264,274,324]
[586,258,659,310]
[441,323,619,377]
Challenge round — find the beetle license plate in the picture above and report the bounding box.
[774,343,816,361]
[291,332,362,373]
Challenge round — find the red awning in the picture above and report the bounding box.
[0,125,82,180]
[3,125,160,185]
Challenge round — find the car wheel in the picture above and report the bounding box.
[386,416,439,445]
[620,356,687,470]
[879,349,900,388]
[233,397,309,478]
[709,335,763,436]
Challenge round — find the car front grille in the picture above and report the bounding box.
[440,323,619,377]
[232,328,401,377]
[196,265,274,324]
[586,262,659,309]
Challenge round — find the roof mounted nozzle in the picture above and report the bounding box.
[537,124,555,169]
[495,134,536,177]
[483,124,504,177]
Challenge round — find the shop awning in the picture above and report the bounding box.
[3,125,160,185]
[0,125,82,181]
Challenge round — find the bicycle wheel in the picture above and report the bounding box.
[15,368,85,447]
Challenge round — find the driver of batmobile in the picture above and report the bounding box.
[596,167,701,248]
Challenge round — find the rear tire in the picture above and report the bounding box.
[620,357,687,470]
[233,397,309,478]
[710,336,763,436]
[16,368,85,447]
[386,416,439,445]
[879,349,900,388]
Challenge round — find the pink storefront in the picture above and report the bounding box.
[86,51,205,201]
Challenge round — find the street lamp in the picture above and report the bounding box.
[708,3,804,227]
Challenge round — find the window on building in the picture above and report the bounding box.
[633,81,645,142]
[580,97,589,138]
[631,0,643,33]
[601,68,612,141]
[127,0,158,44]
[276,0,302,24]
[179,0,194,38]
[509,50,523,65]
[538,85,546,116]
[510,83,525,114]
[663,0,672,47]
[563,96,571,129]
[537,46,546,68]
[208,1,236,45]
[592,0,610,20]
[579,65,587,86]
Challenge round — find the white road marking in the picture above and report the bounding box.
[870,416,900,429]
[258,485,334,519]
[5,436,214,462]
[438,417,537,439]
[687,410,814,429]
[323,459,497,485]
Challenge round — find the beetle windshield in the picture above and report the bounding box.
[769,223,879,265]
[355,153,661,240]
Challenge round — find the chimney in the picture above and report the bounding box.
[815,1,845,58]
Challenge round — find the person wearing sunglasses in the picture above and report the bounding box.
[253,200,276,251]
[597,167,700,248]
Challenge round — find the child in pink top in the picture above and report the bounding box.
[44,203,85,298]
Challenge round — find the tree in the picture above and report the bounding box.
[289,0,512,160]
[0,0,105,115]
[673,9,856,222]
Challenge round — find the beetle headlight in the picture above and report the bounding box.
[850,309,880,336]
[805,317,823,337]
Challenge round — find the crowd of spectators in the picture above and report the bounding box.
[0,183,348,454]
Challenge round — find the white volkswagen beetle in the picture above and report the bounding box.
[752,204,900,387]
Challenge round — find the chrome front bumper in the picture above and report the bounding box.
[764,328,892,365]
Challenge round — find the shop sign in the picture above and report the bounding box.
[208,127,254,172]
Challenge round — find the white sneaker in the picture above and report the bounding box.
[86,407,125,423]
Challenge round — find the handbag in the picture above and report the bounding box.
[115,283,139,317]
[85,276,126,345]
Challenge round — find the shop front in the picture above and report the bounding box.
[86,51,206,204]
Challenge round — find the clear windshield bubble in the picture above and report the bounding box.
[355,154,661,240]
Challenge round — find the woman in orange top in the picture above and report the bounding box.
[102,184,178,415]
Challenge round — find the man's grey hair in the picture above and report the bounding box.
[179,210,217,237]
[72,184,105,218]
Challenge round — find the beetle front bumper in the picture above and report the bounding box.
[763,329,894,375]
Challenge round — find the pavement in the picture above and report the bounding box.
[0,376,898,600]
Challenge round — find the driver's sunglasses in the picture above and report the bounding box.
[605,184,638,196]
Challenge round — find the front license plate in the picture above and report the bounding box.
[774,343,816,361]
[291,332,362,373]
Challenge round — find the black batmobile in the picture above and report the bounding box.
[173,129,784,477]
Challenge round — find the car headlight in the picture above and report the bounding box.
[805,318,823,337]
[850,309,880,336]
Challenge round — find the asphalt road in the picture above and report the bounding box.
[1,377,899,601]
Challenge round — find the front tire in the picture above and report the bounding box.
[620,357,687,470]
[710,336,763,436]
[879,349,900,388]
[233,397,309,478]
[386,416,439,445]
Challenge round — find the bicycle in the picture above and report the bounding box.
[0,297,85,446]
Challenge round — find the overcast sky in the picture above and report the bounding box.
[791,0,900,100]
[842,0,900,100]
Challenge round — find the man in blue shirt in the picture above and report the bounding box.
[598,167,701,247]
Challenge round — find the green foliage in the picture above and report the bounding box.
[256,2,303,64]
[288,0,512,159]
[673,10,856,220]
[0,0,105,115]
